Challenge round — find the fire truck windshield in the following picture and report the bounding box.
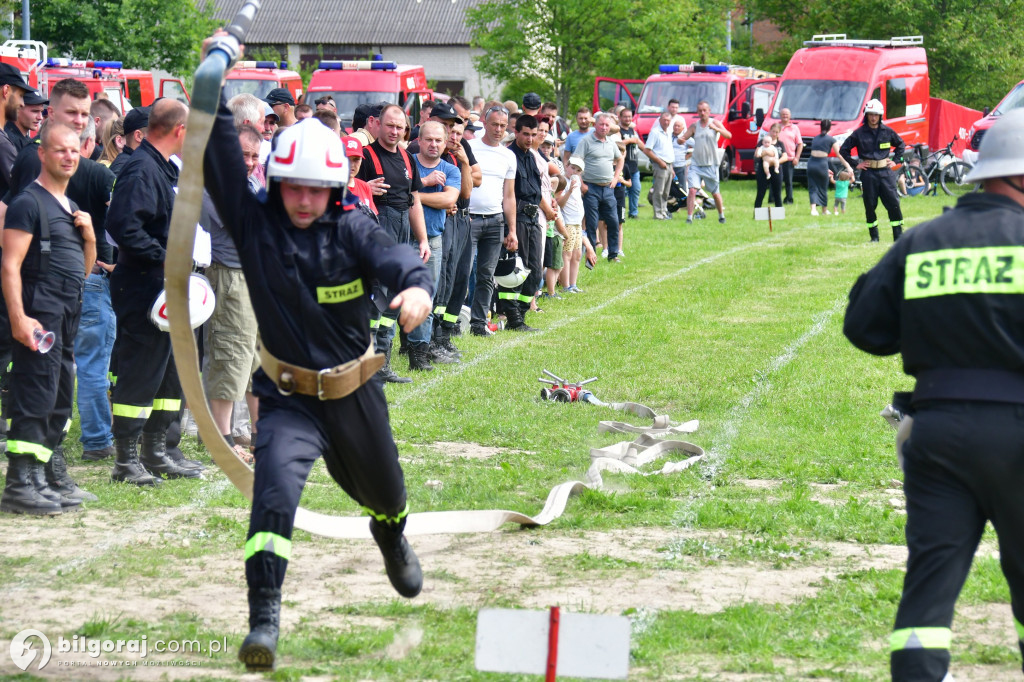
[770,79,868,121]
[993,81,1024,116]
[307,91,397,130]
[223,79,280,101]
[636,81,727,115]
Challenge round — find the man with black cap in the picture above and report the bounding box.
[406,101,463,154]
[0,63,37,197]
[109,106,149,178]
[351,102,383,147]
[264,88,296,127]
[522,92,542,117]
[5,91,46,151]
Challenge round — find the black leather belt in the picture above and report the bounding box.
[469,212,501,219]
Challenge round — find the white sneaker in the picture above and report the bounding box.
[601,249,609,259]
[618,249,625,257]
[810,208,819,216]
[825,209,832,215]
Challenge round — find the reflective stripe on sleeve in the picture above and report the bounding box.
[112,404,153,419]
[7,440,53,463]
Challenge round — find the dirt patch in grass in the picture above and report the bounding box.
[429,441,509,459]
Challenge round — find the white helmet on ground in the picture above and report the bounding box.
[150,273,216,331]
[493,251,530,288]
[864,99,884,116]
[266,118,349,188]
[964,109,1024,183]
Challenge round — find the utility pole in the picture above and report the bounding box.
[22,0,29,39]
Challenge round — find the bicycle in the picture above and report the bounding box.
[899,136,975,198]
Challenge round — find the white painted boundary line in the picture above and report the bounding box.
[702,296,846,478]
[392,228,811,409]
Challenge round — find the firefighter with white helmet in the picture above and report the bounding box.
[844,108,1024,682]
[840,98,907,242]
[201,35,433,670]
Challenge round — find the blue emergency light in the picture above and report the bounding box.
[659,64,729,74]
[318,60,397,71]
[46,58,122,69]
[236,61,287,69]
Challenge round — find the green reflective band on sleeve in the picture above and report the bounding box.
[316,279,364,304]
[497,292,518,300]
[361,503,410,525]
[905,246,1024,300]
[6,362,11,372]
[890,627,952,652]
[108,372,117,385]
[112,403,153,419]
[244,532,292,561]
[433,305,447,315]
[369,318,379,329]
[152,399,182,412]
[1015,617,1024,641]
[377,316,396,328]
[517,294,533,303]
[4,419,10,429]
[443,313,459,323]
[7,440,53,463]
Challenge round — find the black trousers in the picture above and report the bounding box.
[244,375,408,590]
[891,401,1024,681]
[435,212,471,331]
[754,165,783,208]
[372,205,412,354]
[781,160,795,202]
[861,167,903,229]
[497,210,541,314]
[109,307,181,440]
[6,276,82,463]
[0,293,12,424]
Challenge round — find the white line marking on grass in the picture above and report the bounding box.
[392,231,806,409]
[702,296,846,480]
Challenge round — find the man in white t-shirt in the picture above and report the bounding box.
[466,105,518,336]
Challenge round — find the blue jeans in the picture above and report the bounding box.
[469,213,504,326]
[75,273,116,450]
[409,234,442,346]
[583,183,620,258]
[627,170,641,217]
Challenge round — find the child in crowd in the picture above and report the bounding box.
[832,169,852,214]
[541,136,569,299]
[558,156,586,293]
[758,133,780,176]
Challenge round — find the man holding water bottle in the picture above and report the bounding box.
[0,122,96,514]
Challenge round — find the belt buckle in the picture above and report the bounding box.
[316,368,331,400]
[277,371,296,396]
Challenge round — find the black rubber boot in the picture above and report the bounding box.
[869,226,880,242]
[370,517,422,598]
[238,587,281,672]
[29,455,80,511]
[140,432,202,479]
[45,444,98,503]
[375,346,412,384]
[427,341,458,364]
[408,344,434,372]
[165,444,205,471]
[110,437,160,486]
[435,326,462,359]
[892,224,903,241]
[0,455,62,515]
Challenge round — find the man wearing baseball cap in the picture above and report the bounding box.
[406,101,463,154]
[522,92,542,117]
[0,63,36,194]
[5,91,46,151]
[109,105,150,177]
[264,87,296,127]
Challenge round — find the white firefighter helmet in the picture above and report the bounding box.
[149,273,216,332]
[267,118,349,188]
[964,109,1024,183]
[493,250,530,288]
[864,99,884,116]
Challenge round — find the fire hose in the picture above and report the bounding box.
[165,5,704,538]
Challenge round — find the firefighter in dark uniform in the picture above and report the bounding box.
[502,114,543,332]
[106,98,200,485]
[0,123,96,514]
[844,109,1024,682]
[840,98,906,242]
[202,55,434,669]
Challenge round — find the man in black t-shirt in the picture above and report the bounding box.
[619,108,642,219]
[1,123,97,515]
[356,103,429,383]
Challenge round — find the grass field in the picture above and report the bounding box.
[1,180,1018,681]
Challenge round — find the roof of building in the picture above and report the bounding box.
[209,0,482,46]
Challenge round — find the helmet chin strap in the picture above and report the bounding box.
[1000,176,1024,197]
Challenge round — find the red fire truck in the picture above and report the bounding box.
[224,61,303,104]
[306,59,435,132]
[633,63,780,178]
[964,79,1024,163]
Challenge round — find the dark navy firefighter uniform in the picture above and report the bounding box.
[203,98,433,593]
[503,140,543,326]
[844,192,1024,681]
[840,120,905,241]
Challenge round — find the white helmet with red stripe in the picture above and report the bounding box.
[266,118,348,188]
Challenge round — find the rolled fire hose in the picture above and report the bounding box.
[165,4,705,538]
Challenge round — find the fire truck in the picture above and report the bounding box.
[306,59,435,132]
[965,79,1024,162]
[633,63,780,178]
[224,61,303,104]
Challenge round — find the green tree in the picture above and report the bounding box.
[28,0,218,76]
[466,0,736,115]
[746,0,1024,109]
